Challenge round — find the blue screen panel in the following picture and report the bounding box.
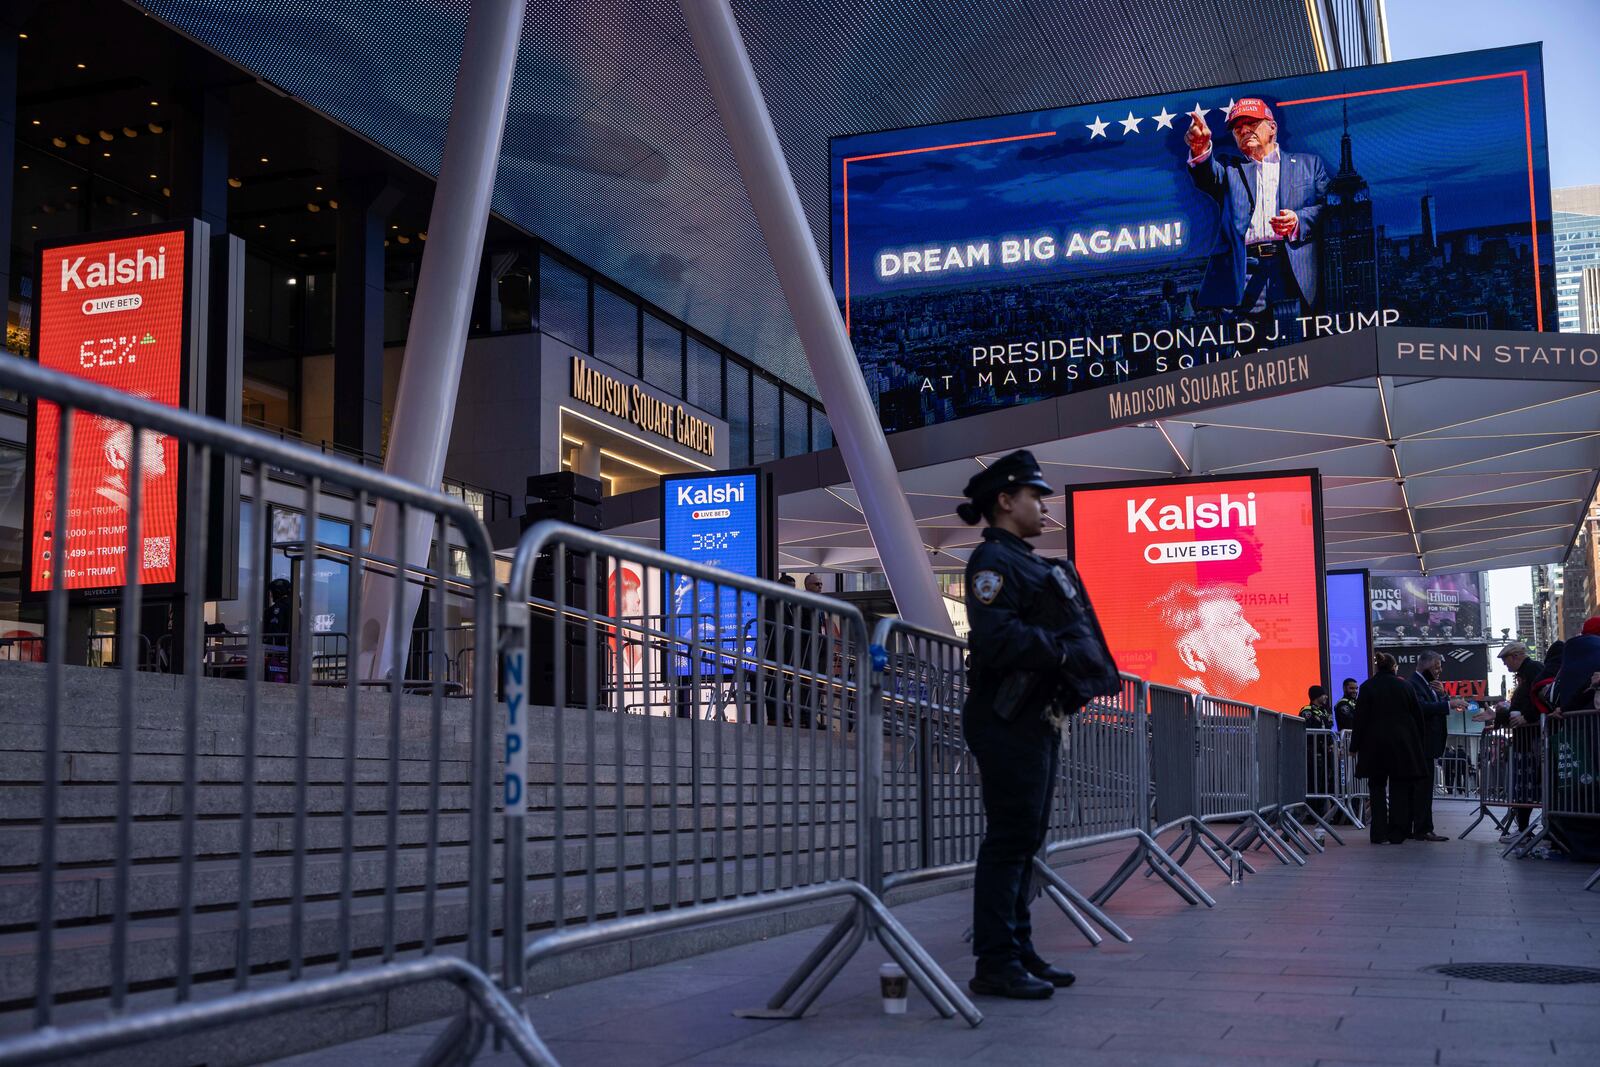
[1325,570,1370,729]
[661,472,761,675]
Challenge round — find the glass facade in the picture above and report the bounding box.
[1554,209,1600,332]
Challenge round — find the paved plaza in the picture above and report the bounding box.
[273,803,1600,1067]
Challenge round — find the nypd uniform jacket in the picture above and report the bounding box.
[964,527,1067,726]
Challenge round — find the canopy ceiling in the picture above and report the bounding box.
[602,327,1600,577]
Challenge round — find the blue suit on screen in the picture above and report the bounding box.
[1188,150,1330,312]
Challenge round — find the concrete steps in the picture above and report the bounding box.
[0,659,870,1058]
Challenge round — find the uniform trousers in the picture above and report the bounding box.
[964,709,1060,977]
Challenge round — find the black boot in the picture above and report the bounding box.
[1021,954,1076,988]
[969,967,1054,1000]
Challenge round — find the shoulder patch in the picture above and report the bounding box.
[972,570,1004,605]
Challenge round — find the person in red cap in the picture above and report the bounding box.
[1183,97,1329,340]
[1552,615,1600,711]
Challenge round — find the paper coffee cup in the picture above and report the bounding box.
[879,962,908,1014]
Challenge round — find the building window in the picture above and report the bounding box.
[592,285,639,375]
[725,366,750,466]
[814,410,832,449]
[642,314,683,397]
[482,248,535,334]
[687,339,722,417]
[752,376,779,464]
[539,256,590,352]
[782,390,808,457]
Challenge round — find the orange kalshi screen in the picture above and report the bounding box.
[30,230,186,591]
[1069,474,1321,715]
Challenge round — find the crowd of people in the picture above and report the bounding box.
[1324,617,1600,856]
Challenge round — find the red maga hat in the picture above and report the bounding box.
[1227,98,1274,126]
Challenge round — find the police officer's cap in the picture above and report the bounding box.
[962,450,1055,504]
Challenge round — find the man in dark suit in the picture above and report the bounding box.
[1184,98,1329,342]
[1406,650,1462,841]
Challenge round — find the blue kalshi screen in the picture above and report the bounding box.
[662,472,760,675]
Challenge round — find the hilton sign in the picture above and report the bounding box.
[570,357,716,457]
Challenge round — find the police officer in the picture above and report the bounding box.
[956,450,1079,1000]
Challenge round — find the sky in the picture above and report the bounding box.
[1388,1,1598,701]
[1385,0,1600,189]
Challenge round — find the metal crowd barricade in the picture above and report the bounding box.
[1540,708,1600,890]
[0,352,545,1066]
[1176,697,1299,866]
[1270,714,1342,853]
[1142,683,1257,883]
[1460,724,1539,844]
[501,525,979,1045]
[1056,678,1215,918]
[1305,727,1364,828]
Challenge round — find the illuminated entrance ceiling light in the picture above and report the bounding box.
[97,130,112,141]
[73,133,89,145]
[51,137,66,148]
[149,100,159,107]
[122,127,138,138]
[30,119,39,126]
[306,202,320,212]
[147,122,163,134]
[227,177,242,188]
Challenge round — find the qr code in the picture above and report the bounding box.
[143,536,171,571]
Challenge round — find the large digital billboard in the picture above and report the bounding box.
[26,223,201,596]
[831,45,1554,433]
[1066,471,1324,715]
[660,470,764,675]
[1369,572,1485,643]
[1326,570,1371,704]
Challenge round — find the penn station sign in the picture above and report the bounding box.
[570,357,716,457]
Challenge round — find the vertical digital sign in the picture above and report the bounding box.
[26,223,203,596]
[1066,470,1325,715]
[660,470,764,675]
[1326,570,1371,718]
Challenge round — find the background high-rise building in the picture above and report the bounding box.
[1419,193,1438,253]
[1553,185,1600,332]
[1516,603,1537,647]
[1579,267,1600,333]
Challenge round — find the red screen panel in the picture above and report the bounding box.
[30,229,188,592]
[1068,472,1323,714]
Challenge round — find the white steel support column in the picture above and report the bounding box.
[358,0,525,677]
[681,0,952,635]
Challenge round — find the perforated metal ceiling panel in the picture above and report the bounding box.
[134,0,1326,396]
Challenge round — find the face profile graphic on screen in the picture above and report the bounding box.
[92,415,168,513]
[1151,581,1261,699]
[608,565,645,673]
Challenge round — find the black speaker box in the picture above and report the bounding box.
[527,471,603,506]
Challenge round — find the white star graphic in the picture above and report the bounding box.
[1152,107,1177,130]
[1119,112,1143,135]
[1086,115,1109,139]
[1189,102,1211,122]
[1224,98,1236,116]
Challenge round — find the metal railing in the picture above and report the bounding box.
[1306,728,1365,827]
[1461,724,1542,847]
[0,351,546,1065]
[1540,709,1600,890]
[500,524,981,1044]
